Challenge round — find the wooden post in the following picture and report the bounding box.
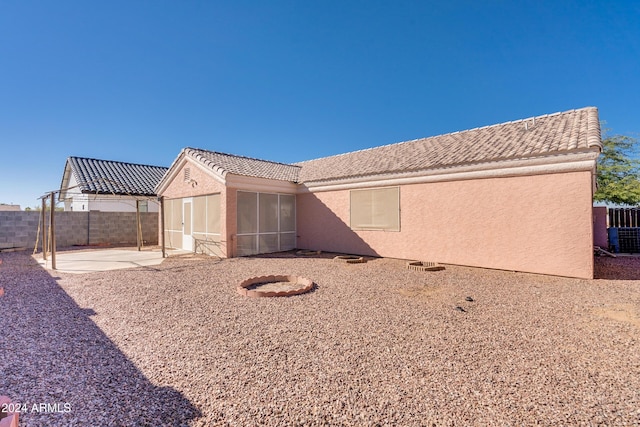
[136,199,141,251]
[41,197,47,260]
[160,196,166,258]
[50,192,56,270]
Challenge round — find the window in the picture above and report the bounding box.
[350,187,400,231]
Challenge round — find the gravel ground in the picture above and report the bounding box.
[1,249,639,426]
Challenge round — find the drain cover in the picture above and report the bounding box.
[406,261,445,271]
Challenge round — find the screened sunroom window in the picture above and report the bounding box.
[236,191,296,256]
[350,187,400,231]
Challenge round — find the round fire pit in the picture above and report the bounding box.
[237,275,314,298]
[333,255,366,264]
[406,261,445,271]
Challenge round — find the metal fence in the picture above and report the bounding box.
[608,208,640,253]
[608,208,640,228]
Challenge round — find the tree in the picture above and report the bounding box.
[594,133,640,206]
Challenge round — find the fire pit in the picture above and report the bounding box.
[237,275,314,298]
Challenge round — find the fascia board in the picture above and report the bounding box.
[59,163,73,200]
[226,174,298,193]
[299,151,599,193]
[155,154,186,194]
[191,157,227,184]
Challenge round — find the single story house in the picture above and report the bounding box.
[156,106,601,278]
[59,157,168,212]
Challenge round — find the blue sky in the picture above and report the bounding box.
[1,1,638,209]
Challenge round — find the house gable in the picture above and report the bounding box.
[60,157,168,197]
[156,148,301,195]
[59,156,168,212]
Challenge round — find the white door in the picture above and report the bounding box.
[183,199,192,250]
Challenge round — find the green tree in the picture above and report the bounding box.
[594,133,640,206]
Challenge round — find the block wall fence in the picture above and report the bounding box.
[0,211,158,250]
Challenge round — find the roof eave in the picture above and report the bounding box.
[299,150,600,193]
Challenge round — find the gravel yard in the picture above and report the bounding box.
[1,249,639,426]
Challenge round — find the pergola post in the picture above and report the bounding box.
[160,196,166,258]
[136,199,142,251]
[41,197,47,260]
[49,191,56,270]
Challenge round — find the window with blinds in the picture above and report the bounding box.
[350,187,400,231]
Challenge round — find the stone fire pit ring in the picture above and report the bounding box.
[237,275,314,298]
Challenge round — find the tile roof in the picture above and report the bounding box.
[66,157,168,196]
[184,148,301,182]
[296,107,602,183]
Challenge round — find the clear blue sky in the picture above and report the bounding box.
[1,1,638,209]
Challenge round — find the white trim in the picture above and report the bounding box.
[191,157,226,184]
[227,174,298,193]
[300,152,599,193]
[182,198,193,251]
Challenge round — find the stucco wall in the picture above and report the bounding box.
[159,158,299,257]
[159,159,228,255]
[297,171,595,279]
[225,189,238,257]
[593,206,609,249]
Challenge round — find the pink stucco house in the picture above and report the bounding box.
[155,106,601,279]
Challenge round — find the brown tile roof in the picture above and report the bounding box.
[185,148,301,182]
[296,107,601,183]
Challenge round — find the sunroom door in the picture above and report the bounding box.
[182,199,192,250]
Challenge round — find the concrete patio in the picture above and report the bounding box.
[34,248,189,273]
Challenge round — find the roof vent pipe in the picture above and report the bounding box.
[524,117,536,131]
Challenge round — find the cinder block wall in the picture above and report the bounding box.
[55,212,89,247]
[0,211,159,250]
[86,212,158,245]
[0,211,40,249]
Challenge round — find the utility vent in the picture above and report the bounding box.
[184,167,191,182]
[524,117,536,131]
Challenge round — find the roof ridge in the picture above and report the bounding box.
[69,156,168,169]
[296,106,598,165]
[185,147,301,169]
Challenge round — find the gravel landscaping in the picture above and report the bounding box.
[1,249,639,426]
